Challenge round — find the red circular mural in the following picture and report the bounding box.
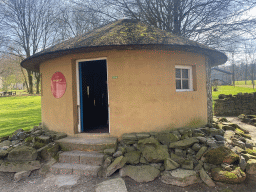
[51,72,67,98]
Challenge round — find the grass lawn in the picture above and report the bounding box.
[0,96,41,137]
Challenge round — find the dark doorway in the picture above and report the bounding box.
[79,60,109,133]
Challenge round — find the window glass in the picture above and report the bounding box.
[182,69,188,79]
[176,69,181,78]
[176,80,181,89]
[183,80,189,89]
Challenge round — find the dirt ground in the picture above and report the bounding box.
[1,117,256,192]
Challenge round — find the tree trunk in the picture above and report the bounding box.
[21,66,29,93]
[173,0,181,35]
[34,72,40,94]
[206,57,213,124]
[252,64,255,89]
[26,69,33,94]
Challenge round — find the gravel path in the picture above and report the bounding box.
[1,117,256,192]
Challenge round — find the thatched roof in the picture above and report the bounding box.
[21,19,227,71]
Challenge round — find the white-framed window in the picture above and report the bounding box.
[175,65,193,91]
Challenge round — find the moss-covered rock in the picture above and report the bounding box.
[34,142,47,149]
[142,145,169,163]
[164,158,180,171]
[204,146,239,165]
[246,159,256,174]
[211,167,246,184]
[8,146,38,161]
[169,138,199,149]
[246,148,256,156]
[24,137,33,143]
[125,151,141,165]
[155,132,179,145]
[138,137,160,149]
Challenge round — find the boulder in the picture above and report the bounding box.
[14,171,31,182]
[0,160,41,172]
[241,153,256,161]
[35,136,50,144]
[161,169,201,187]
[231,138,245,149]
[181,160,193,170]
[0,150,9,158]
[120,165,160,182]
[211,167,246,184]
[95,178,128,192]
[204,146,239,165]
[136,133,150,140]
[239,156,247,171]
[104,148,116,155]
[169,138,199,149]
[39,158,57,175]
[155,132,179,145]
[141,145,169,163]
[170,153,185,164]
[246,159,256,174]
[9,129,24,141]
[0,140,11,148]
[195,146,208,160]
[199,168,215,187]
[125,151,141,165]
[105,156,127,177]
[8,146,38,161]
[122,133,137,141]
[54,132,67,140]
[164,158,180,171]
[37,143,59,161]
[192,143,201,151]
[138,137,160,149]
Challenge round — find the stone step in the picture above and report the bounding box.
[59,151,104,166]
[50,163,100,176]
[55,136,118,152]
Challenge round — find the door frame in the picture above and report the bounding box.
[76,57,109,133]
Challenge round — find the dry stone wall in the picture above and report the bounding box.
[214,92,256,116]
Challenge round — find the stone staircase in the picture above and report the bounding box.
[51,151,104,176]
[51,134,118,176]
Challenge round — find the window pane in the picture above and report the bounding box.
[183,80,189,89]
[176,80,181,89]
[182,69,188,78]
[176,69,181,78]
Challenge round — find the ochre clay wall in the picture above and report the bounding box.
[40,49,207,137]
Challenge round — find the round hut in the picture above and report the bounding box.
[21,19,227,137]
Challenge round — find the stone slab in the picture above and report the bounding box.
[59,151,104,166]
[96,178,128,192]
[56,136,117,152]
[51,163,100,176]
[0,160,40,172]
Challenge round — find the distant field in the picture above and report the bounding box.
[0,96,41,137]
[235,80,256,85]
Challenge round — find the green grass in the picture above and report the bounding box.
[0,96,41,137]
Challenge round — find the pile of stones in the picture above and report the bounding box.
[238,114,256,127]
[0,124,67,181]
[99,116,256,187]
[214,92,256,116]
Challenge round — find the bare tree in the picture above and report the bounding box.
[73,0,256,50]
[0,0,57,94]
